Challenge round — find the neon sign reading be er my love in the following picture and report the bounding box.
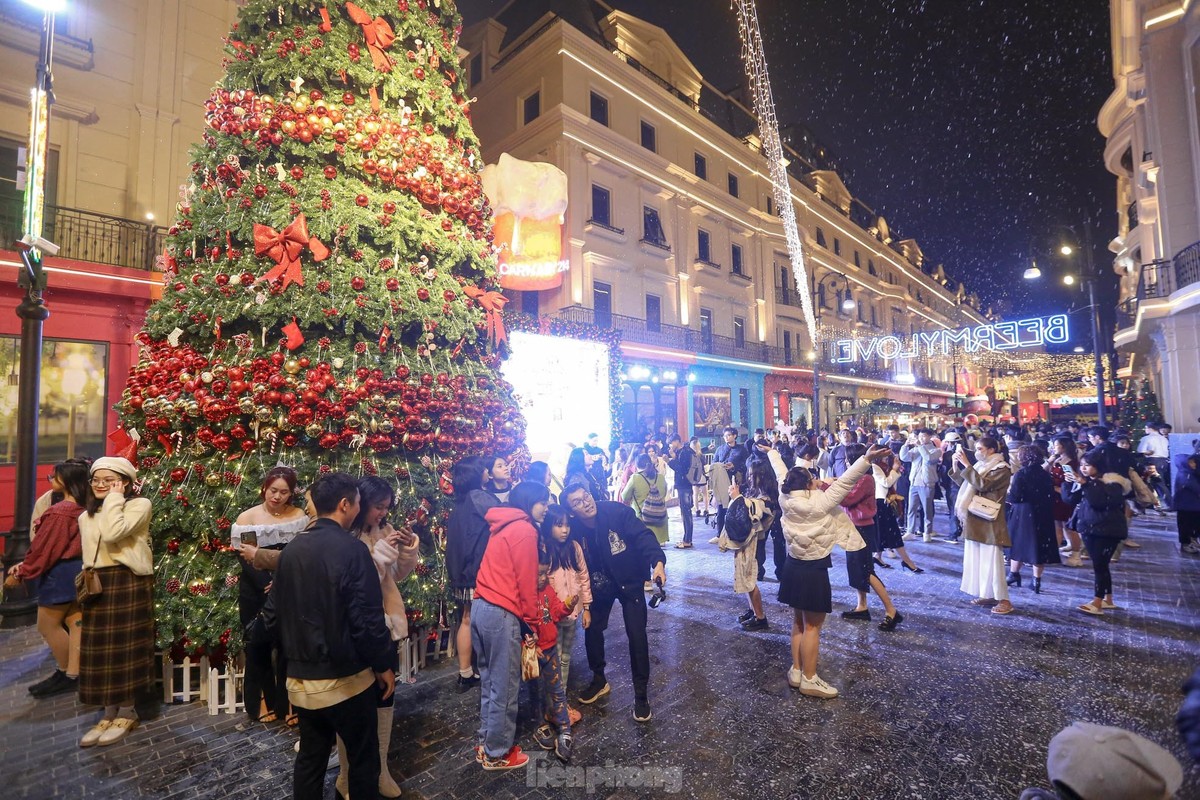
[829,315,1069,363]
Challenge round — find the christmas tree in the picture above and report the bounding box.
[1119,377,1163,446]
[117,0,526,659]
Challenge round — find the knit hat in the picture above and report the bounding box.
[1047,722,1182,800]
[90,456,138,481]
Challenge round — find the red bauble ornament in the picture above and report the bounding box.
[170,468,187,483]
[351,276,366,290]
[253,183,267,198]
[386,278,400,291]
[356,194,369,207]
[323,165,337,179]
[417,288,430,301]
[383,201,396,214]
[290,166,304,180]
[167,539,180,554]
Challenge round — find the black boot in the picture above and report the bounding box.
[1033,577,1042,594]
[1006,571,1022,588]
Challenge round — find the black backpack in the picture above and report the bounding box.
[724,496,754,545]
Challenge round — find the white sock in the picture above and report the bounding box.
[459,668,474,679]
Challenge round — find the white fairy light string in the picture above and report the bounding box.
[732,0,819,343]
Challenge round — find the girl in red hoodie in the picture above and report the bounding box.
[472,481,549,771]
[836,444,903,631]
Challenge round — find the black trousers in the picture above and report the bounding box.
[1147,457,1171,507]
[1177,510,1200,545]
[756,526,786,581]
[1082,535,1120,599]
[715,503,727,536]
[294,683,379,800]
[944,482,963,537]
[585,580,650,700]
[243,636,288,721]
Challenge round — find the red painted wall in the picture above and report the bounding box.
[0,251,161,529]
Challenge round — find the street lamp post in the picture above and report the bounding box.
[1024,218,1108,427]
[4,0,62,626]
[809,271,854,433]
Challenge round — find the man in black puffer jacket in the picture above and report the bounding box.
[264,472,394,800]
[564,482,666,724]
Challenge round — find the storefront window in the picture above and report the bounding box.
[622,382,679,443]
[0,337,109,464]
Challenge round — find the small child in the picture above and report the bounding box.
[539,505,591,725]
[532,557,576,763]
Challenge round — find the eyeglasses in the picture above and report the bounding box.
[90,478,122,487]
[566,497,591,509]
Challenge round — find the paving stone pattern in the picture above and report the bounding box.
[2,503,1198,799]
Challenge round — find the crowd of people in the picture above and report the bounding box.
[5,414,1198,795]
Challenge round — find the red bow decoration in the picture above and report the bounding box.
[108,428,139,465]
[345,2,395,72]
[254,214,330,290]
[318,6,333,33]
[463,285,509,348]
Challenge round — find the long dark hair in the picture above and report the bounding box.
[564,447,589,477]
[452,456,487,503]
[1079,451,1108,475]
[352,475,395,531]
[538,504,580,572]
[86,474,137,515]
[746,459,778,501]
[508,480,550,519]
[54,458,91,506]
[1053,436,1079,467]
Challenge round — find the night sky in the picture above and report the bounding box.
[456,0,1116,321]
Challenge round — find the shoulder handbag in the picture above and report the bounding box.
[967,495,1002,521]
[520,637,540,681]
[75,535,103,604]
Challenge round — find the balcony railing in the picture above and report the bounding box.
[1175,239,1200,291]
[0,201,166,272]
[550,306,951,389]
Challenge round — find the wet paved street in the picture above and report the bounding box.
[2,503,1198,799]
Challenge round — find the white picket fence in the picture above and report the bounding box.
[158,628,453,715]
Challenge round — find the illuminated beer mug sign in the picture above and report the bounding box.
[481,153,569,291]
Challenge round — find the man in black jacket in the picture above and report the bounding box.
[667,434,695,548]
[564,482,666,723]
[264,472,395,800]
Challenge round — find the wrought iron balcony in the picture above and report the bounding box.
[0,201,166,272]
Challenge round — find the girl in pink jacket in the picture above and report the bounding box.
[539,504,592,724]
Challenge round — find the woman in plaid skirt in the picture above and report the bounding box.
[77,457,155,748]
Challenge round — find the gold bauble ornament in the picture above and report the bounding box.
[305,423,323,437]
[255,407,273,422]
[345,413,363,429]
[239,398,256,414]
[205,473,222,488]
[283,358,301,374]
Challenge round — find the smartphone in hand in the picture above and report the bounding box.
[241,530,258,547]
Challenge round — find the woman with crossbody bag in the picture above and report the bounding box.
[77,457,154,747]
[951,437,1014,616]
[621,454,669,546]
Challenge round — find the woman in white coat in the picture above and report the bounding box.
[768,444,891,699]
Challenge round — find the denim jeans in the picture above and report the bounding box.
[556,617,578,689]
[470,597,521,758]
[678,486,694,544]
[907,485,935,534]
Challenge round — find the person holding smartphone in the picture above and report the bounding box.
[232,466,310,726]
[333,475,420,799]
[1061,452,1129,616]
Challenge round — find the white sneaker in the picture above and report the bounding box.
[96,717,137,746]
[799,673,839,699]
[787,667,803,689]
[902,532,917,542]
[80,719,113,747]
[708,536,721,545]
[922,533,933,543]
